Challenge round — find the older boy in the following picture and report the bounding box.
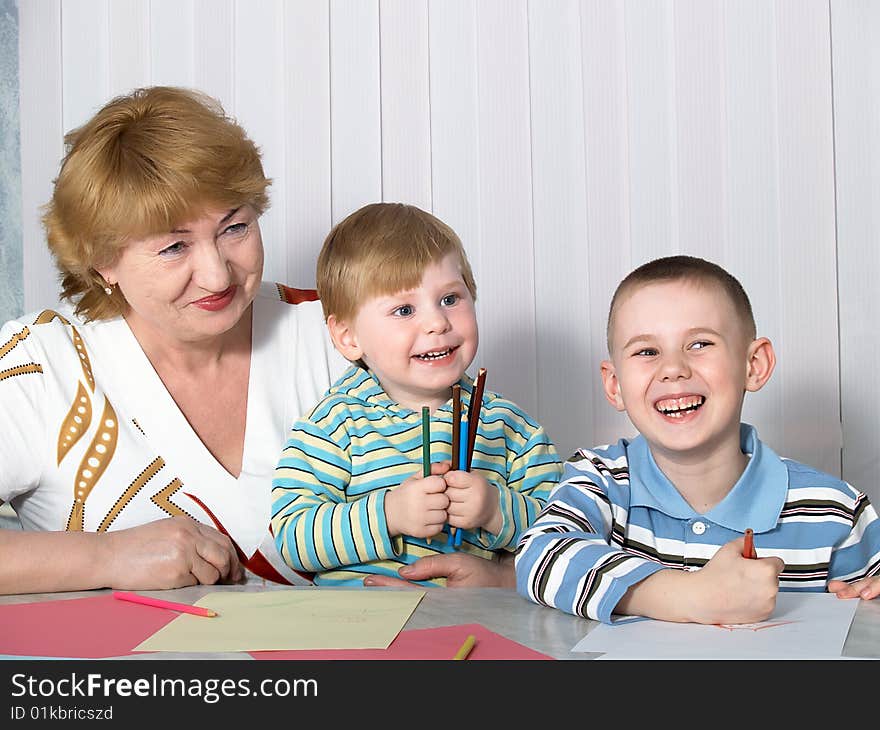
[271,203,561,586]
[516,255,880,624]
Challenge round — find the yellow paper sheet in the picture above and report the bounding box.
[133,589,425,653]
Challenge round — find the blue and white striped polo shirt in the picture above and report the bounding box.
[516,424,880,624]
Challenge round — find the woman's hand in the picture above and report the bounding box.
[363,551,516,589]
[102,516,244,590]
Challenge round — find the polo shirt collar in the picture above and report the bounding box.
[626,423,787,533]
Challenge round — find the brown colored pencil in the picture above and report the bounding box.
[465,368,486,472]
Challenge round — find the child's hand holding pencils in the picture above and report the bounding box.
[443,470,503,536]
[384,463,450,540]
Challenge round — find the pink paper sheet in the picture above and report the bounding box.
[249,623,553,660]
[1,594,176,658]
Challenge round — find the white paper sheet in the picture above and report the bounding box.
[572,593,859,659]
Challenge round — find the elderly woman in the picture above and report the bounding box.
[0,86,514,594]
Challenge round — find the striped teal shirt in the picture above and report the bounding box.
[272,365,562,586]
[516,424,880,624]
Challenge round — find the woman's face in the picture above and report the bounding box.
[98,205,264,345]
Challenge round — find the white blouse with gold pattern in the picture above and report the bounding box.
[0,282,347,585]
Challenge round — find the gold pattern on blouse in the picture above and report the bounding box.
[97,456,165,532]
[57,381,92,465]
[33,310,70,326]
[151,477,195,520]
[0,326,30,359]
[0,326,43,381]
[0,363,43,382]
[66,397,119,531]
[33,311,95,392]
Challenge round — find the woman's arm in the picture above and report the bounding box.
[363,551,516,589]
[0,517,242,595]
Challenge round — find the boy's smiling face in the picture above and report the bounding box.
[601,279,773,464]
[328,252,478,413]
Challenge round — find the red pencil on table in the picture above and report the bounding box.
[112,591,218,617]
[742,528,757,559]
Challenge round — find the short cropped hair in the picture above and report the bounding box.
[316,202,477,323]
[42,86,271,321]
[607,255,756,351]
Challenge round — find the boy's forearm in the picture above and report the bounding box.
[615,569,701,623]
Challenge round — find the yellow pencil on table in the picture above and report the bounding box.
[112,591,217,617]
[453,634,476,660]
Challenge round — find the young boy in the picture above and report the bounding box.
[516,255,880,625]
[271,203,562,586]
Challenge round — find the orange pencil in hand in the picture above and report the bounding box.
[742,528,757,559]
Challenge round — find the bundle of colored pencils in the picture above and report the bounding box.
[419,368,487,549]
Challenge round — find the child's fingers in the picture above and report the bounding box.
[430,460,452,476]
[828,579,860,599]
[859,579,880,600]
[443,470,471,488]
[759,555,785,576]
[420,475,449,493]
[424,494,449,513]
[444,483,469,504]
[425,518,447,535]
[830,577,880,600]
[446,503,471,525]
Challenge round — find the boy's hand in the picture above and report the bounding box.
[622,536,785,624]
[443,470,502,535]
[828,576,880,600]
[685,537,785,624]
[384,463,450,539]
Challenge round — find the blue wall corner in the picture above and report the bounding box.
[0,0,22,323]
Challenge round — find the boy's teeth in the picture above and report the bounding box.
[656,395,705,415]
[416,349,451,360]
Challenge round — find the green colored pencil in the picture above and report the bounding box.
[422,406,431,544]
[422,406,431,477]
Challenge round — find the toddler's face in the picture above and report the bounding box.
[339,252,478,412]
[601,280,754,463]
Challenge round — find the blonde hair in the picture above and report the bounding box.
[42,86,271,321]
[316,202,477,323]
[607,255,757,351]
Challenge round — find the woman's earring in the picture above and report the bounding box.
[104,286,112,296]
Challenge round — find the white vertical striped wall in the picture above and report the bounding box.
[16,0,880,504]
[832,0,880,508]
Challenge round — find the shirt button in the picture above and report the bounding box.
[692,521,707,535]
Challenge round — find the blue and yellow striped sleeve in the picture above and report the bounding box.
[472,399,562,551]
[493,423,563,549]
[271,407,401,573]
